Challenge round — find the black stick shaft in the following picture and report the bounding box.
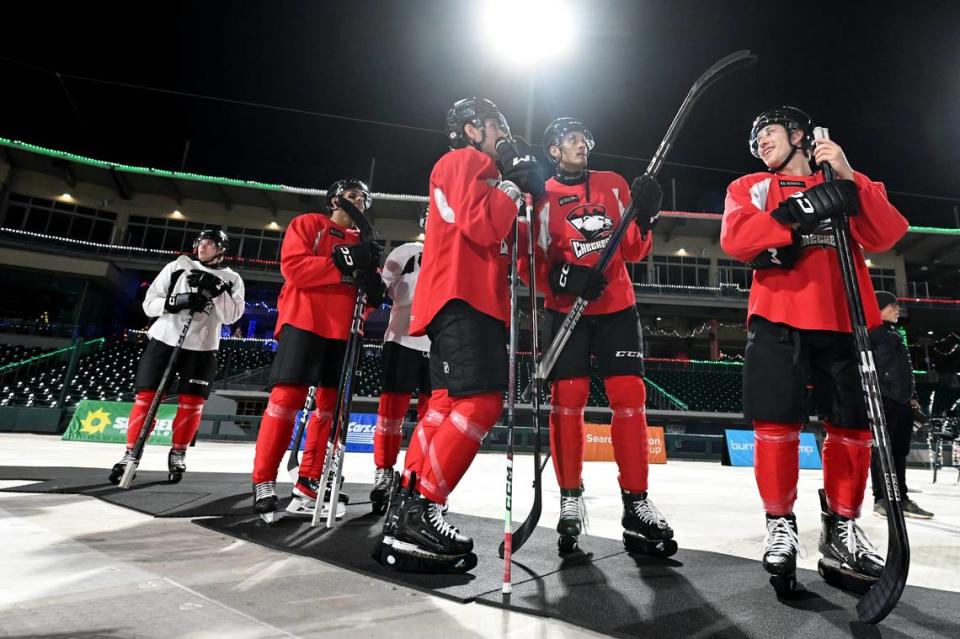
[814,127,909,623]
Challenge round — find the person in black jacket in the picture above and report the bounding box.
[870,291,934,519]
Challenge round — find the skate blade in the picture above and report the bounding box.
[284,498,346,520]
[817,557,877,595]
[376,540,477,574]
[258,510,284,524]
[768,573,801,597]
[623,531,679,558]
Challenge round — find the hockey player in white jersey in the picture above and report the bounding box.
[109,229,245,483]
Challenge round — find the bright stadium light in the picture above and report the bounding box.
[482,0,575,67]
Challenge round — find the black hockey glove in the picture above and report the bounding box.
[186,270,232,298]
[164,292,209,314]
[770,179,860,233]
[628,174,663,234]
[496,137,545,200]
[549,262,607,301]
[332,242,382,277]
[361,273,387,307]
[746,232,802,270]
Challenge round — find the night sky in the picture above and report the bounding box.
[2,1,959,224]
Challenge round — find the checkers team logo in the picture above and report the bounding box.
[566,204,613,259]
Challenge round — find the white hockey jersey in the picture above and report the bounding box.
[143,255,245,352]
[381,242,430,352]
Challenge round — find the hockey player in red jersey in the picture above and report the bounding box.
[376,97,543,573]
[527,117,675,557]
[251,179,384,518]
[721,106,909,594]
[369,207,432,514]
[109,229,245,484]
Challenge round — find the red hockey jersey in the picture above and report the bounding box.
[409,147,519,335]
[721,170,908,332]
[275,212,362,340]
[525,170,652,315]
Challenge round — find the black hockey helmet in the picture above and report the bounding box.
[193,229,229,268]
[542,117,595,164]
[445,97,511,150]
[193,228,229,252]
[326,178,373,211]
[749,106,814,161]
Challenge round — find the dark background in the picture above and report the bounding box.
[2,1,958,223]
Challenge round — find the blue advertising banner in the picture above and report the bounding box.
[288,412,377,453]
[724,429,822,470]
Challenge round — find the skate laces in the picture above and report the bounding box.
[426,502,461,539]
[373,468,389,486]
[838,518,882,561]
[169,450,186,464]
[121,450,137,464]
[631,495,667,529]
[763,517,807,558]
[560,494,589,532]
[255,481,277,500]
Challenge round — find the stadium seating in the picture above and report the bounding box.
[0,344,53,368]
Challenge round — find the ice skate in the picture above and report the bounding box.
[557,488,588,555]
[253,481,280,523]
[108,449,137,485]
[287,475,346,520]
[370,467,398,515]
[375,474,477,574]
[762,513,806,596]
[621,490,678,558]
[167,448,186,483]
[817,490,884,594]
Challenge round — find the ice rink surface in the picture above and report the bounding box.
[1,433,957,638]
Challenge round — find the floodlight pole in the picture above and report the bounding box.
[524,76,535,141]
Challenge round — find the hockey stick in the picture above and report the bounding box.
[500,196,545,560]
[315,288,366,527]
[537,49,757,382]
[285,385,317,482]
[120,256,208,489]
[313,196,377,527]
[814,127,909,624]
[501,212,522,594]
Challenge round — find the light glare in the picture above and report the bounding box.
[483,0,574,67]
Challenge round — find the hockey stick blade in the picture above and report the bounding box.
[336,197,377,242]
[538,49,756,382]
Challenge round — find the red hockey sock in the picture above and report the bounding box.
[300,386,338,478]
[605,375,649,493]
[252,384,307,483]
[402,389,449,486]
[125,389,158,448]
[822,421,873,518]
[753,420,802,515]
[374,391,411,469]
[171,394,204,450]
[549,377,589,491]
[417,392,502,504]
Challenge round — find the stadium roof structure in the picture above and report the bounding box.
[2,136,959,259]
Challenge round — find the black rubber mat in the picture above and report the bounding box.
[5,464,957,636]
[477,544,960,639]
[195,508,627,604]
[0,465,366,518]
